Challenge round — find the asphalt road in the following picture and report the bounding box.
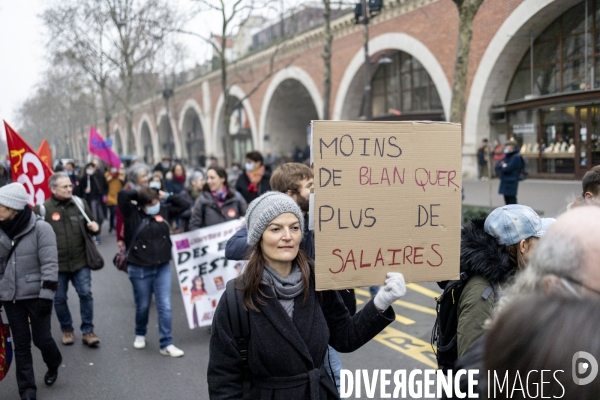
[0,226,443,400]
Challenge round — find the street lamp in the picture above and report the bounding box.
[355,0,384,121]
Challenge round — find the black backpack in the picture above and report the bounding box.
[431,272,470,372]
[519,155,529,181]
[225,279,252,399]
[432,273,499,372]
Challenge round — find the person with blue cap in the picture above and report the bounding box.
[457,204,542,358]
[208,191,407,399]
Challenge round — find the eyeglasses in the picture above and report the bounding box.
[57,185,73,189]
[562,276,600,297]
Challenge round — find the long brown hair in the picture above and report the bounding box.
[237,242,314,312]
[507,237,531,271]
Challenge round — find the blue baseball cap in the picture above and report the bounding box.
[533,218,556,238]
[484,205,542,245]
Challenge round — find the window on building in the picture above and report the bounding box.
[362,51,443,119]
[507,1,599,101]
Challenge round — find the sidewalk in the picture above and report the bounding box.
[462,179,582,218]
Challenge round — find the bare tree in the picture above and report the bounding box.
[449,0,484,124]
[42,0,180,154]
[17,61,97,159]
[181,0,299,166]
[43,3,118,137]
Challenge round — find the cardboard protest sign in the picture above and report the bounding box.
[171,220,246,329]
[312,121,462,290]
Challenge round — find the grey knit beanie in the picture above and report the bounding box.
[0,183,29,210]
[246,191,304,246]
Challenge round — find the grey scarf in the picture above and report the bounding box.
[262,264,304,318]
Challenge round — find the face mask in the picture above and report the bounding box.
[149,181,162,190]
[161,162,170,169]
[66,171,73,176]
[86,169,94,175]
[146,202,160,215]
[110,167,118,173]
[504,149,510,154]
[245,162,255,172]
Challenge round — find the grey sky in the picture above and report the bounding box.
[0,0,47,143]
[0,0,296,149]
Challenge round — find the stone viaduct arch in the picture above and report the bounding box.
[333,32,452,122]
[259,66,323,158]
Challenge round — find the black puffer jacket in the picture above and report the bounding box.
[457,218,515,357]
[118,189,175,267]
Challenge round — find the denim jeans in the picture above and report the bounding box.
[54,267,94,334]
[128,262,173,349]
[4,299,62,399]
[89,199,104,232]
[324,345,343,396]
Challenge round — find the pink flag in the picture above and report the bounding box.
[88,126,121,167]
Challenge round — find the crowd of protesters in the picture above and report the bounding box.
[1,141,600,399]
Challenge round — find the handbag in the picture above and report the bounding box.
[0,312,13,381]
[72,196,104,271]
[113,218,150,273]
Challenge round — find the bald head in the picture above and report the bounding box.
[550,206,600,261]
[527,206,600,297]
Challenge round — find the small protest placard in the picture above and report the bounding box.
[312,121,462,290]
[171,220,246,329]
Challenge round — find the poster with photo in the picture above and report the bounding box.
[171,219,246,329]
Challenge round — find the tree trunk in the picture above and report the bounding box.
[322,0,332,120]
[450,0,484,124]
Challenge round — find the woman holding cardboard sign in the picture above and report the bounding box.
[207,192,406,399]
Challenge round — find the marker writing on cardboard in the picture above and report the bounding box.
[328,245,444,274]
[319,135,402,159]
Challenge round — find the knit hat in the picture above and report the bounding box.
[0,183,29,210]
[484,204,542,246]
[245,191,304,246]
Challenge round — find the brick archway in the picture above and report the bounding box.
[333,32,452,121]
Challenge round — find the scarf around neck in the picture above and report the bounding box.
[0,207,32,239]
[211,187,228,207]
[262,264,304,318]
[246,165,265,194]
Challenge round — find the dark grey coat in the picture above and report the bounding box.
[207,279,394,399]
[189,190,247,230]
[0,213,58,302]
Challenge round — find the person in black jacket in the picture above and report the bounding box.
[235,150,271,204]
[225,163,356,392]
[496,140,522,205]
[208,192,406,399]
[117,187,185,358]
[78,162,108,242]
[189,166,246,230]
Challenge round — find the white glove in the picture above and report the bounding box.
[374,272,406,311]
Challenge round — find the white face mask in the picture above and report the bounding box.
[245,162,255,172]
[149,181,162,190]
[86,169,94,175]
[146,202,160,215]
[504,148,510,154]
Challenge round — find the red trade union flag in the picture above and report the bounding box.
[88,126,121,167]
[37,139,53,169]
[4,121,53,207]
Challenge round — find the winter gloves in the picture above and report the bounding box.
[374,272,407,311]
[37,299,54,317]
